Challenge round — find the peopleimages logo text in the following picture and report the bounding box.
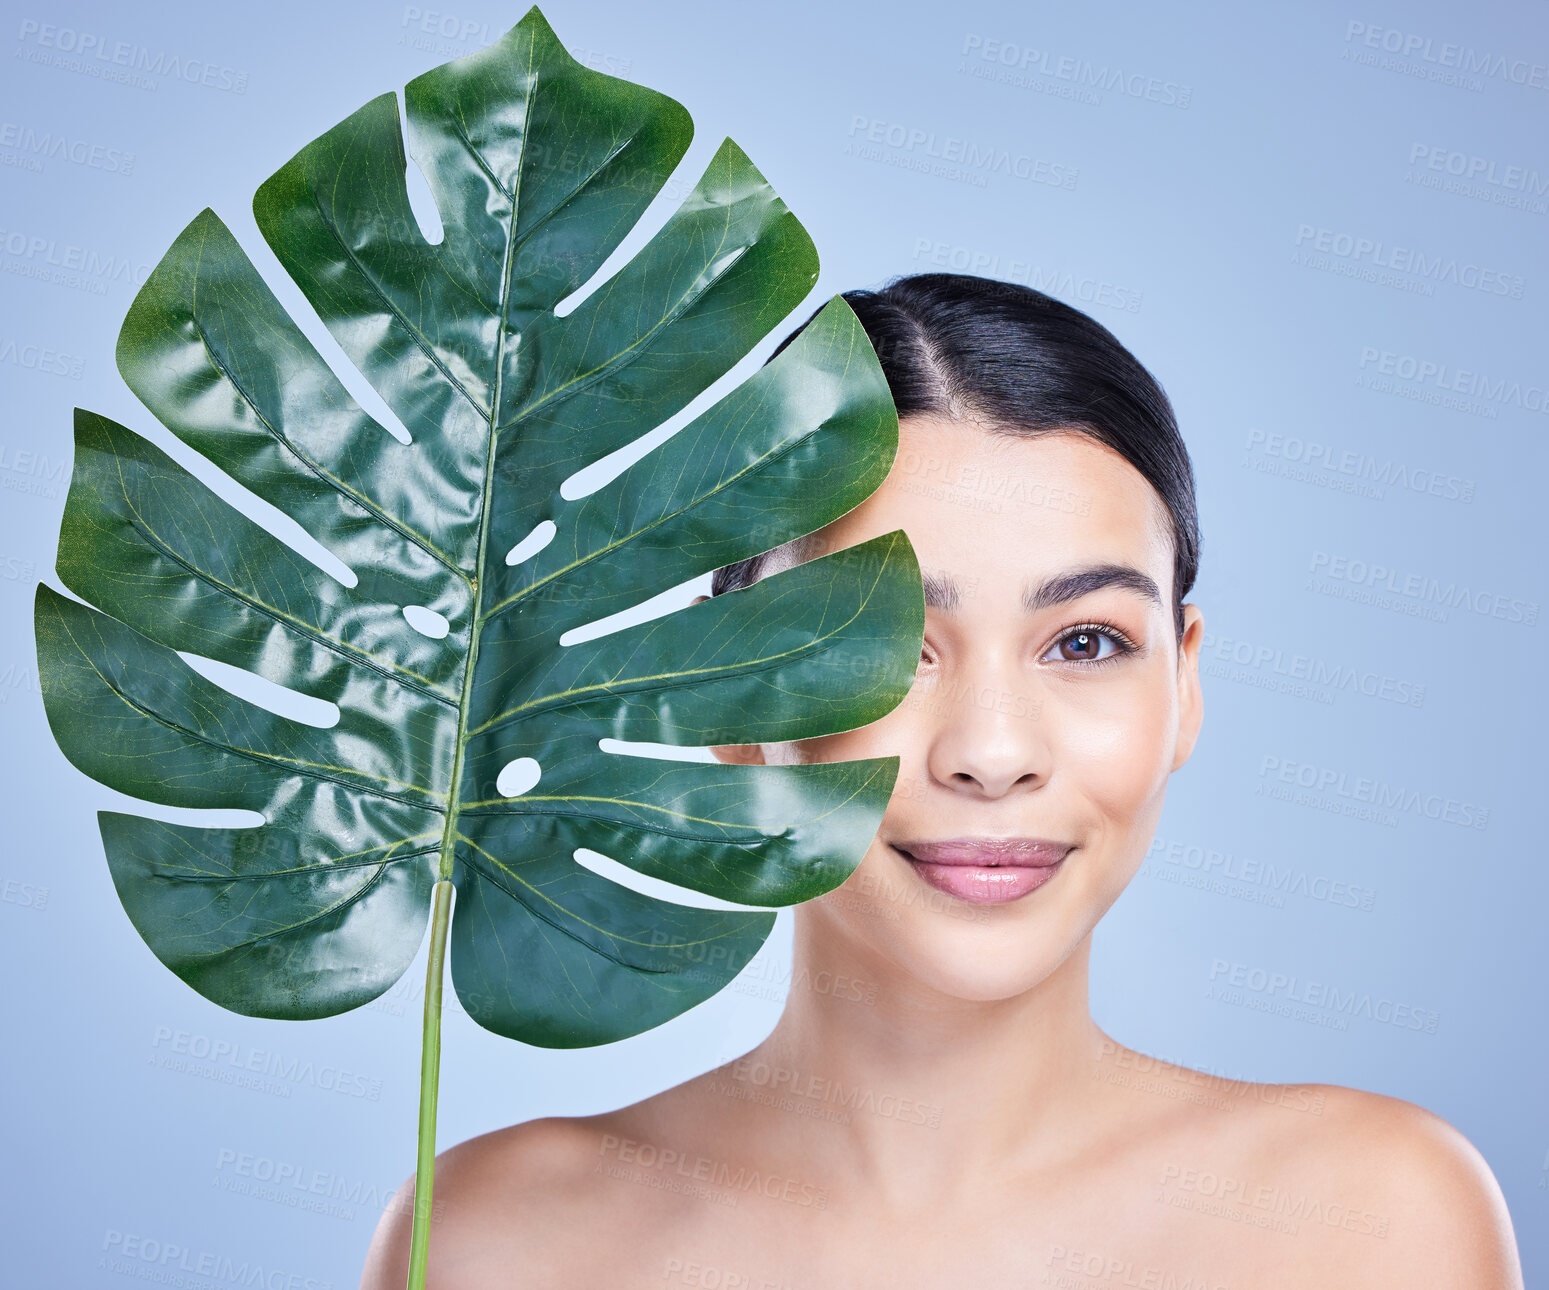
[0,227,152,289]
[15,20,249,93]
[1201,629,1426,707]
[1408,144,1549,195]
[1357,348,1549,414]
[1258,754,1489,832]
[1294,225,1523,297]
[1245,429,1474,503]
[847,117,1078,189]
[100,1231,331,1290]
[959,35,1192,108]
[1347,23,1549,91]
[1208,958,1440,1033]
[1309,549,1539,626]
[0,122,135,175]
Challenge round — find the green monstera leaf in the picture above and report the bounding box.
[34,5,920,1276]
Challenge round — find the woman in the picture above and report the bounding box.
[363,274,1523,1288]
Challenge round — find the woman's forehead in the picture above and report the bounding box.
[841,417,1173,577]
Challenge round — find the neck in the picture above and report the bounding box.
[729,909,1119,1210]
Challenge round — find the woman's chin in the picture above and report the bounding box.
[860,918,1084,1006]
[900,954,1069,1005]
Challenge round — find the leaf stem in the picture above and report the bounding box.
[406,876,454,1288]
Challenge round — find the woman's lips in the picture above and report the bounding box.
[890,838,1072,905]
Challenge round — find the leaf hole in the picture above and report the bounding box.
[494,757,541,798]
[550,138,709,319]
[177,653,340,728]
[556,348,749,503]
[126,804,267,829]
[558,574,701,647]
[233,223,414,447]
[400,109,446,245]
[401,605,450,639]
[599,738,717,764]
[572,847,766,911]
[150,429,361,589]
[504,519,556,567]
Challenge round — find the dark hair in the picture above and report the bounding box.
[710,272,1200,644]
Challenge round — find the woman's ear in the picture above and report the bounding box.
[1171,602,1205,771]
[691,591,766,765]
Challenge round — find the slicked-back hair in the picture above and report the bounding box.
[709,272,1200,645]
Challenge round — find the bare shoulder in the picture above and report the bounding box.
[1245,1082,1524,1289]
[357,1065,737,1290]
[1097,1046,1523,1289]
[358,1096,688,1290]
[357,1113,608,1289]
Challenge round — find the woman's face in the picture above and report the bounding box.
[714,416,1205,1003]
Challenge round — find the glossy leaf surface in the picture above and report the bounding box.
[35,6,921,1047]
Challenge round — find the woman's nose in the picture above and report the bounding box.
[921,662,1051,798]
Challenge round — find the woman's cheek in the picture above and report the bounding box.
[1062,682,1175,824]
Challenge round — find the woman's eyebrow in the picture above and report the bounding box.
[920,569,963,611]
[920,564,1162,614]
[1025,563,1163,613]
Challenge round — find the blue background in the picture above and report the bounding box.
[1,0,1544,1282]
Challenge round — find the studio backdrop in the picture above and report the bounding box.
[0,0,1543,1283]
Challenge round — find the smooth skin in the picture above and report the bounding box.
[362,417,1523,1289]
